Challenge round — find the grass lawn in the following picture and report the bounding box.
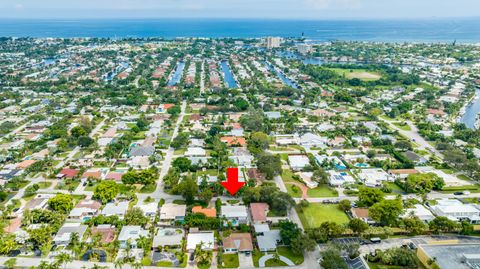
[198,263,211,269]
[139,184,156,193]
[174,148,186,155]
[307,184,338,198]
[265,259,287,267]
[37,181,52,189]
[252,251,263,267]
[297,203,349,229]
[384,182,405,194]
[329,68,382,81]
[277,247,304,265]
[218,253,239,268]
[440,185,480,193]
[286,184,303,198]
[393,122,411,131]
[156,261,173,266]
[55,180,80,191]
[458,174,472,181]
[281,169,296,183]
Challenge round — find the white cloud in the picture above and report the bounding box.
[14,3,24,9]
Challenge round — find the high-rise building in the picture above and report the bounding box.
[266,37,282,49]
[297,44,313,55]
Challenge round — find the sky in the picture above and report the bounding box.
[1,0,479,19]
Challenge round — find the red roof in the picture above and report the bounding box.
[59,168,80,179]
[105,172,124,181]
[250,203,269,222]
[163,104,175,110]
[220,136,246,146]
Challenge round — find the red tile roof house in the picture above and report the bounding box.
[105,171,124,181]
[56,168,80,179]
[222,233,254,254]
[82,170,103,180]
[69,199,102,220]
[220,136,247,147]
[250,203,269,224]
[91,225,116,244]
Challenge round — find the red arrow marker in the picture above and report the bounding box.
[221,167,245,195]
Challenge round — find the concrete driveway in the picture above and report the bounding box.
[239,252,254,268]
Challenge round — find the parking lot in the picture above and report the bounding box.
[332,237,363,245]
[344,256,368,269]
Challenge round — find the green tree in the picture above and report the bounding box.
[167,105,181,116]
[348,218,369,235]
[461,221,474,235]
[247,132,270,155]
[429,216,459,233]
[48,194,74,214]
[174,177,198,204]
[369,199,403,226]
[338,199,351,211]
[403,173,444,193]
[240,108,266,132]
[256,153,282,180]
[358,187,384,207]
[93,180,119,204]
[279,220,301,245]
[320,247,348,269]
[291,233,317,254]
[403,216,427,235]
[172,157,192,172]
[124,208,149,227]
[55,253,73,269]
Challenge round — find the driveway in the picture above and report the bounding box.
[238,252,254,268]
[258,254,294,267]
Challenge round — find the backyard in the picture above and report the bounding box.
[297,203,349,229]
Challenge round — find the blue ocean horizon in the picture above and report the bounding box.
[1,18,480,42]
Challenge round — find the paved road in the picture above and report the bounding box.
[54,118,106,169]
[5,176,44,207]
[137,101,186,203]
[200,60,205,94]
[381,119,443,159]
[1,121,29,141]
[274,175,321,269]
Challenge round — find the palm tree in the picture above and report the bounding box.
[131,261,142,269]
[55,252,73,269]
[114,259,124,269]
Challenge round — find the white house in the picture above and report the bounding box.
[288,155,310,171]
[402,204,435,222]
[221,205,249,226]
[186,231,215,251]
[357,168,392,187]
[328,171,356,187]
[431,199,480,223]
[118,225,149,249]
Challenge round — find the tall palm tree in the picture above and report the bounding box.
[114,259,124,269]
[55,252,73,269]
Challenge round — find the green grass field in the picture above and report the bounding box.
[297,203,349,229]
[307,184,338,198]
[329,68,382,81]
[393,122,411,131]
[218,254,239,268]
[286,184,303,198]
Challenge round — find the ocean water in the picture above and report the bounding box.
[1,18,480,42]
